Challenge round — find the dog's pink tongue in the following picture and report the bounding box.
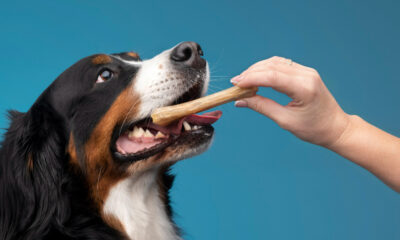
[148,110,223,135]
[184,110,222,125]
[116,135,161,154]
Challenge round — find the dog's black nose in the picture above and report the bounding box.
[170,41,206,69]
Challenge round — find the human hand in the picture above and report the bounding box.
[231,56,350,147]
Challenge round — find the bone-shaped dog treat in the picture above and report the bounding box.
[151,86,258,126]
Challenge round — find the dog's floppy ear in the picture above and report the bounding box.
[1,95,124,240]
[0,99,70,239]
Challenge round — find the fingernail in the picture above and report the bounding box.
[234,100,248,108]
[230,75,243,84]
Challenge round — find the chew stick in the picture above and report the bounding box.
[151,86,258,126]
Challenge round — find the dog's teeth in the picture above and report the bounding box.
[155,131,166,139]
[133,127,144,138]
[144,129,154,137]
[128,131,134,139]
[193,125,199,130]
[183,121,191,131]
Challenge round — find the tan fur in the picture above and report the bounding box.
[68,133,79,167]
[83,87,140,210]
[127,52,139,58]
[92,55,112,65]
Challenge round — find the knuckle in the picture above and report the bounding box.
[308,69,321,81]
[303,78,319,98]
[259,59,269,65]
[248,96,266,113]
[269,56,283,63]
[261,62,275,71]
[252,100,264,112]
[310,74,322,87]
[310,68,319,75]
[266,69,278,82]
[269,56,278,61]
[311,72,321,82]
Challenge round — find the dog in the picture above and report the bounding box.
[0,42,222,240]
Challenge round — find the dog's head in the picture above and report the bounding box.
[0,42,221,239]
[39,42,219,207]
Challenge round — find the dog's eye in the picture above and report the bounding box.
[96,70,113,83]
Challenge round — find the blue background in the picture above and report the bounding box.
[1,0,399,239]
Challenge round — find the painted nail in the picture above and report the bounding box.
[230,75,243,84]
[234,100,248,108]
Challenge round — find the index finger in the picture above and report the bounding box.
[243,56,315,75]
[234,69,301,98]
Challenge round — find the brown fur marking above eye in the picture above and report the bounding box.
[83,86,140,210]
[92,55,112,65]
[127,52,139,58]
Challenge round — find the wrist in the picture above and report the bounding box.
[324,114,359,151]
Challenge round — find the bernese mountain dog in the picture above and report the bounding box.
[0,42,222,240]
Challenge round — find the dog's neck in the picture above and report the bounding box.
[103,167,180,240]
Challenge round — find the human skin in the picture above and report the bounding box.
[231,56,400,192]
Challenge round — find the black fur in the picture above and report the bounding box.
[0,105,125,239]
[0,49,198,239]
[0,54,142,240]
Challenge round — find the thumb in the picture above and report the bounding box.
[235,95,288,124]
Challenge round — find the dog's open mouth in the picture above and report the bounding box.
[111,48,217,162]
[114,111,221,160]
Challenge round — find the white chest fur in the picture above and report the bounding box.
[103,168,181,240]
